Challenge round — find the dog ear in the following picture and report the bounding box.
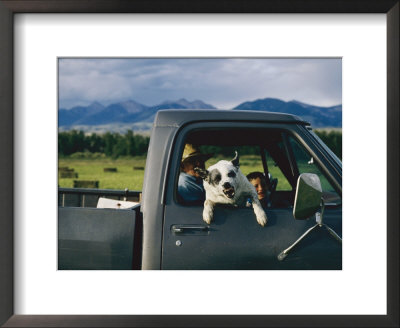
[231,151,240,167]
[194,167,210,180]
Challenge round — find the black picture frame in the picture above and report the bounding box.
[0,1,398,327]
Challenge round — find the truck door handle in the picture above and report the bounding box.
[171,225,209,233]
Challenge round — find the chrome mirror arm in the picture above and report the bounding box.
[277,222,320,261]
[278,198,341,261]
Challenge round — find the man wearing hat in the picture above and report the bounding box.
[178,144,213,204]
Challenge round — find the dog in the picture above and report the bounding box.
[194,151,268,227]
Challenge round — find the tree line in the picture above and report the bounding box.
[199,130,342,159]
[314,130,342,159]
[58,129,341,159]
[58,130,150,158]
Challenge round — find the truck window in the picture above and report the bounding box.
[263,145,291,191]
[176,128,294,208]
[287,134,341,205]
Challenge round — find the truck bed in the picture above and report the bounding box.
[58,188,143,270]
[58,187,141,207]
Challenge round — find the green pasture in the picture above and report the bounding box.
[58,155,293,191]
[58,156,147,190]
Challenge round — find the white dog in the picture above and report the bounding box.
[194,152,268,227]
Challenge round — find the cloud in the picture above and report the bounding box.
[58,58,341,109]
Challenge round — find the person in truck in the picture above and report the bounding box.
[247,171,273,208]
[178,144,213,204]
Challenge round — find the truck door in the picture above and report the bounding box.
[161,123,342,270]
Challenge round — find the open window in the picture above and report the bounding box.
[175,127,341,208]
[176,128,296,208]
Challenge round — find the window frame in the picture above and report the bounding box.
[164,122,342,207]
[284,132,342,204]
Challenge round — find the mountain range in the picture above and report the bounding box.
[59,97,342,131]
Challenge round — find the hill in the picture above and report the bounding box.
[59,97,341,132]
[234,98,341,127]
[59,98,215,127]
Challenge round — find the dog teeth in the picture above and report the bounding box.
[223,189,235,198]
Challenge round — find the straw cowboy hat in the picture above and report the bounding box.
[181,144,213,163]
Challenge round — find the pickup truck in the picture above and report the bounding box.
[58,109,342,270]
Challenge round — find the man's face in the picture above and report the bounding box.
[250,177,269,200]
[182,157,205,177]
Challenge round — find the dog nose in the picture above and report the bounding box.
[223,182,231,189]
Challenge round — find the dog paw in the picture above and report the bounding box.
[202,210,213,224]
[203,201,214,224]
[203,216,212,225]
[257,213,268,227]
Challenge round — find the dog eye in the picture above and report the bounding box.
[227,171,236,178]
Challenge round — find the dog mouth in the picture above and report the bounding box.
[223,187,235,199]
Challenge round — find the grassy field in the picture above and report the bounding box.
[58,155,292,191]
[59,156,147,190]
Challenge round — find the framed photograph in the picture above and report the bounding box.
[1,1,398,327]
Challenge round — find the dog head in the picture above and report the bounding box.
[195,151,241,199]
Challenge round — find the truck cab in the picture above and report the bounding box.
[141,110,342,269]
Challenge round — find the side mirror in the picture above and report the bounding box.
[293,173,322,219]
[279,173,341,261]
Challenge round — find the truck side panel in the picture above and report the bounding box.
[58,207,138,270]
[141,123,178,269]
[162,205,342,270]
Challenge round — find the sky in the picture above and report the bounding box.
[58,58,342,109]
